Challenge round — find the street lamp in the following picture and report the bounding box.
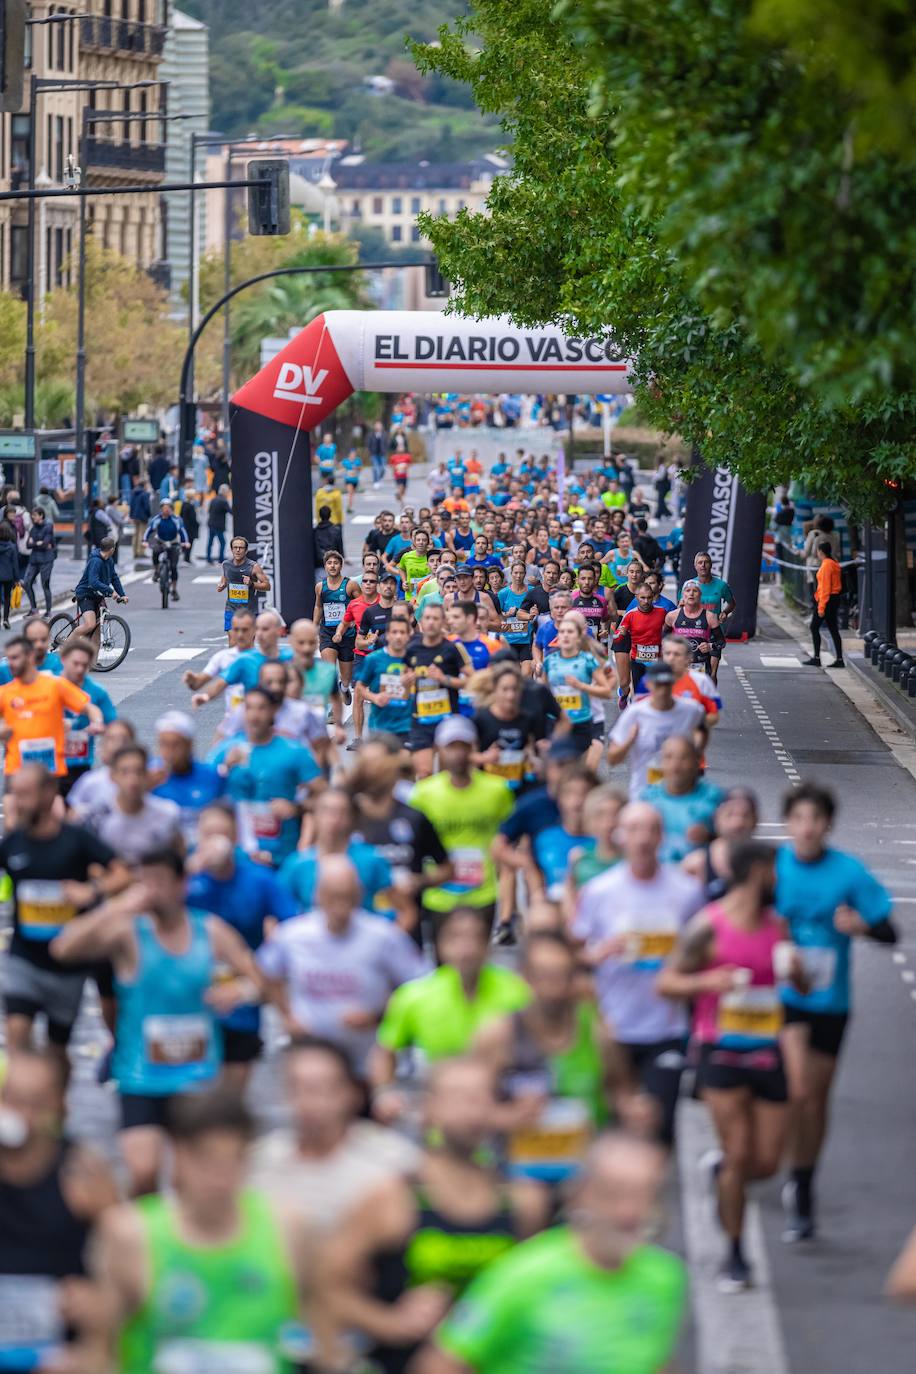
[317,170,337,234]
[23,75,168,430]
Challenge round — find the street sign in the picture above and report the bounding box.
[120,418,160,444]
[0,430,36,460]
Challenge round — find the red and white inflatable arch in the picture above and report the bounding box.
[230,311,632,622]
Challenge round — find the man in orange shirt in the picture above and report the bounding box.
[661,635,720,723]
[0,635,103,778]
[803,541,845,669]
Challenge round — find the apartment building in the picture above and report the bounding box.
[332,156,504,246]
[0,0,168,296]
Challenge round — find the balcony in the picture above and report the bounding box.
[80,16,167,58]
[85,138,166,175]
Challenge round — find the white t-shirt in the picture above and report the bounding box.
[573,862,704,1043]
[220,696,324,745]
[249,1122,419,1233]
[203,645,242,716]
[88,795,182,865]
[256,910,427,1071]
[609,696,705,797]
[67,765,116,818]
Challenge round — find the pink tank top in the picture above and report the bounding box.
[693,902,783,1046]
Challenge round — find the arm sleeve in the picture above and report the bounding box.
[850,859,893,926]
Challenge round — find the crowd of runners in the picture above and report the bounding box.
[0,441,902,1372]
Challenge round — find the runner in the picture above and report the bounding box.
[51,849,266,1194]
[776,783,896,1242]
[570,563,611,643]
[358,613,415,744]
[691,552,736,680]
[66,716,136,818]
[217,535,269,633]
[542,615,611,769]
[573,801,704,1144]
[342,447,363,510]
[607,661,706,797]
[192,610,294,706]
[497,561,536,675]
[93,1088,323,1371]
[665,578,723,666]
[398,528,432,602]
[613,580,669,698]
[472,662,538,793]
[327,1058,548,1373]
[288,617,346,756]
[58,637,117,798]
[336,565,380,745]
[149,710,226,847]
[658,840,808,1292]
[417,1133,685,1374]
[641,734,724,863]
[0,634,103,781]
[279,788,393,915]
[404,602,469,779]
[86,744,183,864]
[313,549,357,704]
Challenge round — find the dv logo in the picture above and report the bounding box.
[273,362,328,405]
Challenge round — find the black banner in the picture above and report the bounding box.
[681,457,767,639]
[229,406,315,624]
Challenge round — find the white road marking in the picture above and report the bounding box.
[677,1099,790,1374]
[192,576,222,584]
[735,667,802,786]
[155,647,208,661]
[350,515,373,525]
[894,952,908,963]
[759,656,801,667]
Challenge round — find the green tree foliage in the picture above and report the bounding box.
[181,0,498,158]
[411,0,916,513]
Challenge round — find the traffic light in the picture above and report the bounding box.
[425,258,450,298]
[0,0,26,114]
[247,159,291,237]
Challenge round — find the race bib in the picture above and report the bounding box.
[154,1339,275,1374]
[555,692,582,713]
[19,736,56,771]
[227,583,249,603]
[239,801,282,842]
[635,642,660,662]
[17,880,77,942]
[416,687,450,720]
[619,929,678,969]
[0,1274,62,1365]
[227,685,246,712]
[302,693,326,715]
[143,1015,212,1068]
[505,618,527,636]
[451,846,485,889]
[508,1098,592,1182]
[323,602,345,625]
[799,946,838,992]
[718,986,783,1041]
[65,728,90,762]
[490,748,524,782]
[380,673,407,700]
[646,754,664,785]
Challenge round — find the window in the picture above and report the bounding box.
[457,199,466,210]
[57,16,66,70]
[411,195,421,214]
[138,0,146,20]
[437,197,446,214]
[68,21,75,71]
[55,227,65,288]
[10,226,28,289]
[47,12,54,68]
[65,229,73,286]
[66,118,73,169]
[46,227,53,293]
[391,225,402,242]
[55,115,65,181]
[391,195,402,214]
[351,198,360,214]
[411,225,421,243]
[11,115,30,188]
[138,91,148,144]
[24,22,31,69]
[372,196,383,214]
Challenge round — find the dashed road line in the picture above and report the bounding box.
[735,667,801,786]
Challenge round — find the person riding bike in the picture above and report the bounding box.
[145,500,190,602]
[72,536,129,649]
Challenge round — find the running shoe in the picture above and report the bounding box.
[781,1181,816,1243]
[717,1254,752,1294]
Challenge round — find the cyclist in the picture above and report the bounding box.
[145,499,190,602]
[71,535,128,650]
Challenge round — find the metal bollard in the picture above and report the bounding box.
[893,653,911,685]
[909,672,916,699]
[899,657,914,691]
[875,641,889,671]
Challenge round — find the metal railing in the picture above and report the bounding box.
[80,17,166,57]
[85,137,166,173]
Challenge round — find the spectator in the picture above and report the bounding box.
[206,483,231,564]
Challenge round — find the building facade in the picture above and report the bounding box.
[0,0,169,297]
[160,7,208,314]
[331,156,503,248]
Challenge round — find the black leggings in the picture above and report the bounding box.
[811,593,842,660]
[0,580,13,623]
[23,562,53,614]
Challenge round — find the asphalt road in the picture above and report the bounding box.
[4,436,916,1372]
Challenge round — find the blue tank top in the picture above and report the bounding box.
[320,578,354,634]
[544,650,600,724]
[498,587,532,643]
[113,910,221,1096]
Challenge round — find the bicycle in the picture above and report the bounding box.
[151,537,185,610]
[49,597,131,672]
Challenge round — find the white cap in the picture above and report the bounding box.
[572,519,586,532]
[434,716,477,748]
[155,710,195,740]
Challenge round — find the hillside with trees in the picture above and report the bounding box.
[179,0,498,160]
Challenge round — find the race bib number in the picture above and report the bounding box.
[799,946,838,992]
[65,728,90,762]
[227,685,246,712]
[227,583,249,603]
[143,1015,212,1067]
[239,802,282,842]
[508,1099,592,1182]
[555,692,582,713]
[380,673,407,700]
[505,617,527,636]
[620,930,678,969]
[718,986,783,1041]
[154,1339,275,1374]
[0,1275,62,1365]
[490,749,524,783]
[416,687,450,720]
[635,642,660,662]
[323,602,345,625]
[19,736,56,771]
[452,847,485,889]
[17,880,77,942]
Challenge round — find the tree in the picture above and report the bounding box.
[410,0,916,515]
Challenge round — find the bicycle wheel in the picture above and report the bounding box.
[160,571,170,610]
[48,611,76,651]
[94,613,131,672]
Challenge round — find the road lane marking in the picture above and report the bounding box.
[678,1099,790,1374]
[759,656,801,667]
[735,667,802,786]
[350,515,373,525]
[155,647,208,661]
[192,576,221,584]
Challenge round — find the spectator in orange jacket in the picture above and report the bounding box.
[803,541,844,669]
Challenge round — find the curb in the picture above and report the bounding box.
[846,654,916,745]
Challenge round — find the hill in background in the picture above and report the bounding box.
[179,0,498,161]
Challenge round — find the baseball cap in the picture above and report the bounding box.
[572,520,586,532]
[434,716,477,748]
[547,736,581,762]
[645,662,675,685]
[456,565,473,577]
[379,570,398,584]
[155,710,195,740]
